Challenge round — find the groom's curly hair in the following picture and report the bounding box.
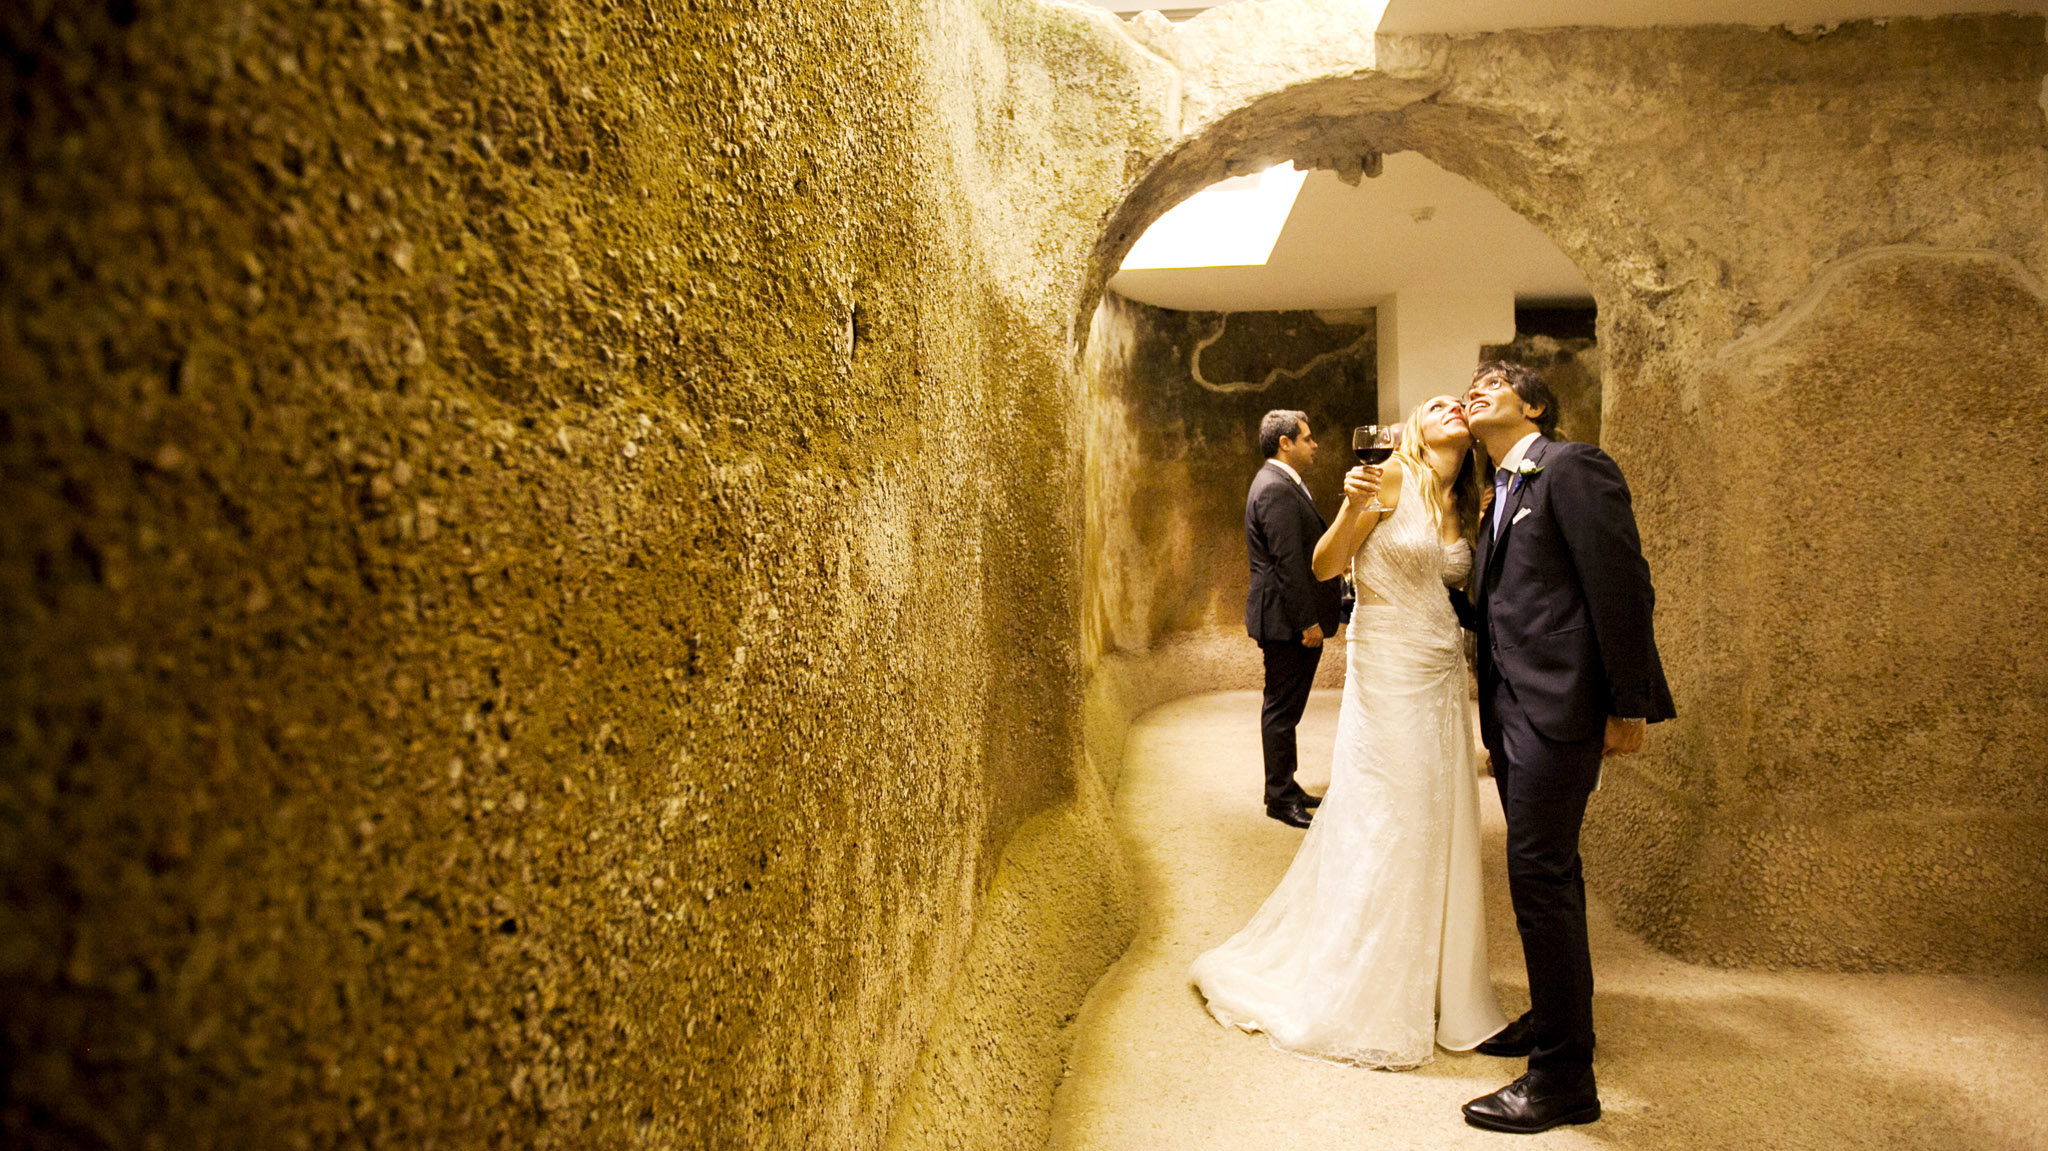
[1473,361,1560,439]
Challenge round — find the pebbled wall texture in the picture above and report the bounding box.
[0,0,1160,1147]
[6,2,2048,1149]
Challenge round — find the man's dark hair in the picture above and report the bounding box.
[1258,409,1309,458]
[1472,361,1560,438]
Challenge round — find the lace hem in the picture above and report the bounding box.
[1205,1005,1435,1072]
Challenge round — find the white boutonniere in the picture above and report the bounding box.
[1499,456,1540,493]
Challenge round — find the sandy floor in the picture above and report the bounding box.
[1049,690,2048,1150]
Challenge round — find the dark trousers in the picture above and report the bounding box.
[1483,673,1603,1075]
[1258,637,1323,805]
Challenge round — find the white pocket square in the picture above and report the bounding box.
[1512,508,1534,525]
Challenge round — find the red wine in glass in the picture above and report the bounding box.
[1353,425,1397,465]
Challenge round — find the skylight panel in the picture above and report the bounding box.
[1118,164,1308,271]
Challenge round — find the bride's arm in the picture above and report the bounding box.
[1313,459,1401,580]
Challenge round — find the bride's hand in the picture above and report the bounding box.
[1343,465,1381,505]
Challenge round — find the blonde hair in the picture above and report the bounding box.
[1393,396,1482,543]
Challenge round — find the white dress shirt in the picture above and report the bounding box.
[1495,431,1543,475]
[1269,458,1313,501]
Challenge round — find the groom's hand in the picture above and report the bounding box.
[1602,717,1647,757]
[1301,624,1325,649]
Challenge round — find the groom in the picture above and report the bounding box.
[1456,363,1675,1134]
[1244,410,1345,829]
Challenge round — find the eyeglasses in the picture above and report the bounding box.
[1469,374,1512,394]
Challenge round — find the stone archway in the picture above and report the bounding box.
[1074,81,1619,359]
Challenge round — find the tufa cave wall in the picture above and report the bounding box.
[1650,246,2048,969]
[8,2,2048,1149]
[0,0,1167,1147]
[874,3,1169,1148]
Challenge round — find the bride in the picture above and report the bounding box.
[1189,394,1508,1069]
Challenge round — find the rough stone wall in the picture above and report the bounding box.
[1084,10,2048,971]
[879,3,1169,1148]
[10,6,2048,1151]
[1639,247,2048,968]
[0,0,1155,1148]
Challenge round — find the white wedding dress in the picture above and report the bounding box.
[1190,490,1508,1069]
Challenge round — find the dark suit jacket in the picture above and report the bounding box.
[1245,461,1343,643]
[1458,436,1676,743]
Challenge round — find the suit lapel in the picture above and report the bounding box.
[1473,488,1493,595]
[1479,435,1552,594]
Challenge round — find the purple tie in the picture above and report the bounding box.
[1492,467,1512,539]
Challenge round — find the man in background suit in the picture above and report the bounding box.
[1456,362,1676,1134]
[1244,410,1345,829]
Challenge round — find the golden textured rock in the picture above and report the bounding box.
[3,2,2044,1149]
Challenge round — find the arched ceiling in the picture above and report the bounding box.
[1077,0,2047,316]
[1107,152,1591,313]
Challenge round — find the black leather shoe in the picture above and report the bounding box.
[1265,799,1314,828]
[1462,1070,1600,1134]
[1476,1012,1536,1057]
[1293,791,1323,809]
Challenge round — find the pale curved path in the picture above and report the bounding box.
[1050,690,2048,1151]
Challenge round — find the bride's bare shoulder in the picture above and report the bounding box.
[1377,455,1407,505]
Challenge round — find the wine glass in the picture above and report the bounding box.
[1353,424,1399,466]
